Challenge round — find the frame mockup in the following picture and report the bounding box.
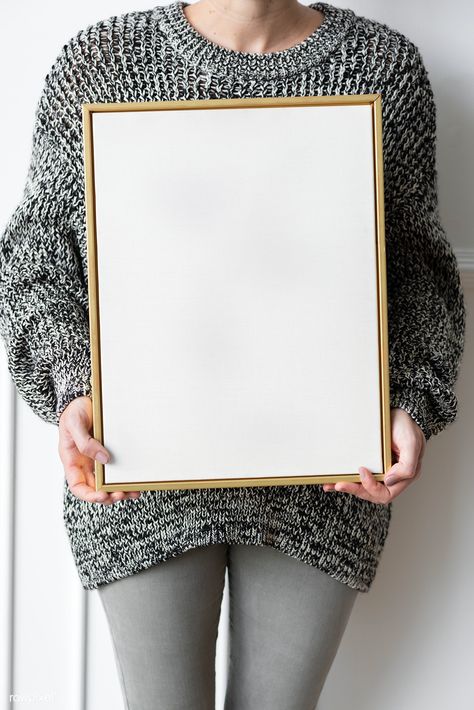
[82,94,392,492]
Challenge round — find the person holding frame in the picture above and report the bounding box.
[0,1,465,708]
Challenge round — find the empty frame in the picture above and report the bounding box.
[82,94,392,492]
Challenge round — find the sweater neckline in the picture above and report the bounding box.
[154,1,356,79]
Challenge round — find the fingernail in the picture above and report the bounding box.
[385,476,397,486]
[95,451,109,464]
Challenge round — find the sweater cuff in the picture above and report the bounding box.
[53,364,93,424]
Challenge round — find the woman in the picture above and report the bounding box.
[0,0,465,708]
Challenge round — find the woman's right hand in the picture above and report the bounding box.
[58,395,141,505]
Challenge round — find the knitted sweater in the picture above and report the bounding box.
[0,1,466,593]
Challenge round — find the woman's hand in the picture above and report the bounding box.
[58,395,141,505]
[322,407,426,504]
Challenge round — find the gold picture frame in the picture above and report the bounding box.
[82,94,392,492]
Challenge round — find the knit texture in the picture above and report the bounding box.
[0,1,466,592]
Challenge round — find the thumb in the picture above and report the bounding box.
[66,401,111,464]
[384,455,418,488]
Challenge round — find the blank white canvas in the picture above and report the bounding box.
[90,102,382,485]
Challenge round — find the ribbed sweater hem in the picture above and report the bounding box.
[63,480,392,593]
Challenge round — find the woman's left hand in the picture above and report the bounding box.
[322,407,426,504]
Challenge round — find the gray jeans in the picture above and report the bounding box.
[97,543,359,710]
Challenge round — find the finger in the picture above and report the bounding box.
[67,418,111,465]
[384,460,418,488]
[379,476,412,499]
[335,478,391,504]
[83,467,139,501]
[81,465,124,502]
[359,465,415,502]
[325,469,386,502]
[358,466,388,499]
[385,434,421,487]
[61,439,135,504]
[324,466,413,502]
[335,481,409,505]
[333,481,376,501]
[333,477,410,503]
[398,443,419,478]
[65,465,114,504]
[358,461,417,500]
[70,481,114,504]
[323,476,377,500]
[334,466,395,503]
[66,462,132,505]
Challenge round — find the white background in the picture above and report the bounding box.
[1,1,473,709]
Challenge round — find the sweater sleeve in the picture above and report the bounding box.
[383,46,466,442]
[0,60,92,426]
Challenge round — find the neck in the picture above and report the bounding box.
[182,0,325,54]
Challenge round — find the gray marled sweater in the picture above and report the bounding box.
[0,1,466,592]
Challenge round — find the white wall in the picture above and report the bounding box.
[1,2,473,709]
[319,277,474,710]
